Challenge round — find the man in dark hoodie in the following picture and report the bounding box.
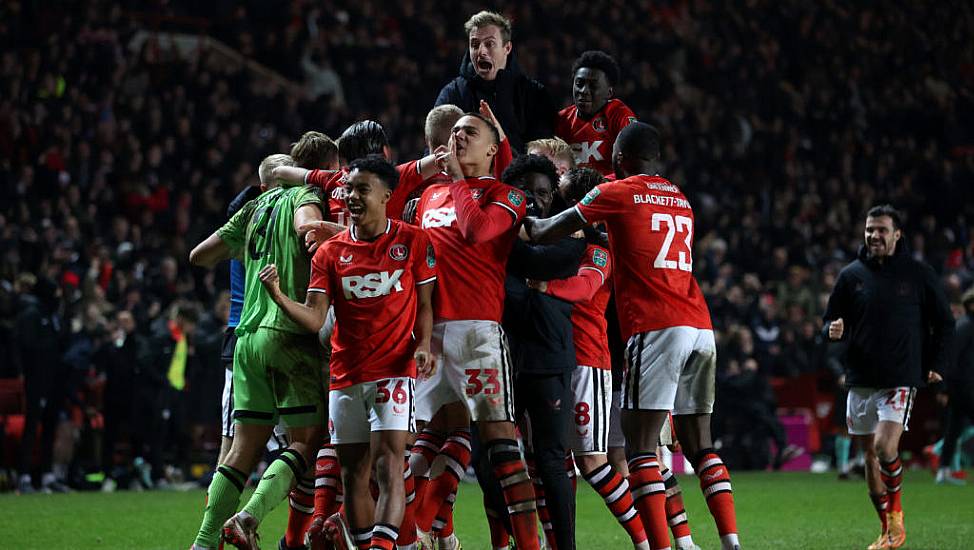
[434,10,556,152]
[823,204,954,550]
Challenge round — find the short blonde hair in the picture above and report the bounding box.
[526,137,576,167]
[290,131,338,169]
[464,11,512,43]
[425,104,464,150]
[258,154,295,188]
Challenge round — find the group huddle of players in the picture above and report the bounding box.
[185,41,740,550]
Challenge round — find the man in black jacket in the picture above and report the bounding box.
[823,204,954,550]
[937,287,974,484]
[434,10,556,152]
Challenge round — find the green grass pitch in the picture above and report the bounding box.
[1,471,971,549]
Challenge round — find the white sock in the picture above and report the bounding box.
[721,533,741,549]
[676,535,695,549]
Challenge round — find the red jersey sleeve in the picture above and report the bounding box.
[546,245,611,303]
[607,100,637,135]
[573,181,624,224]
[388,160,425,220]
[413,229,437,286]
[493,138,513,179]
[307,244,333,296]
[448,181,526,243]
[305,169,338,189]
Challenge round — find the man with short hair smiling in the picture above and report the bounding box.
[435,10,556,152]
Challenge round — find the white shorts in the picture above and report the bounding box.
[221,368,289,450]
[569,366,612,455]
[415,320,514,423]
[623,326,716,414]
[846,387,916,436]
[609,389,625,449]
[329,377,416,444]
[659,413,675,446]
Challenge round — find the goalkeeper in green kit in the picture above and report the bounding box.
[188,153,331,550]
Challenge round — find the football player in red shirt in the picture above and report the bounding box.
[555,51,637,177]
[411,113,541,550]
[524,123,740,550]
[259,156,436,550]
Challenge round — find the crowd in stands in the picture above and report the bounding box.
[2,0,973,489]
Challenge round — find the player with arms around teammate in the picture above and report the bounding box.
[413,113,542,550]
[260,156,436,550]
[823,205,953,550]
[555,51,637,177]
[524,123,741,550]
[188,155,327,550]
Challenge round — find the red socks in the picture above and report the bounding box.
[880,456,903,513]
[583,462,648,546]
[397,454,418,547]
[369,523,398,550]
[284,471,316,547]
[313,445,342,521]
[628,453,670,550]
[660,466,692,541]
[416,429,472,533]
[485,501,511,549]
[410,429,446,505]
[692,449,738,539]
[488,439,540,550]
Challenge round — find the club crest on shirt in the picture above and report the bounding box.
[389,243,409,261]
[508,190,524,207]
[340,254,354,264]
[593,249,608,267]
[471,188,484,200]
[580,187,601,206]
[592,116,607,132]
[627,116,638,125]
[426,244,436,268]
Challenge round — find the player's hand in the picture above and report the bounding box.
[526,279,548,293]
[927,370,943,384]
[828,318,844,340]
[299,221,344,252]
[438,136,465,181]
[402,198,420,225]
[479,100,506,142]
[258,264,282,298]
[415,346,436,379]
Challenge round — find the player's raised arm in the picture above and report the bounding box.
[523,207,587,244]
[258,264,329,334]
[272,165,311,185]
[189,231,232,269]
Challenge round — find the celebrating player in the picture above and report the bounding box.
[555,51,637,177]
[260,156,437,550]
[412,113,541,550]
[524,123,741,550]
[823,205,953,549]
[188,154,327,550]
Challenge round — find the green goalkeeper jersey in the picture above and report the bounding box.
[218,185,323,335]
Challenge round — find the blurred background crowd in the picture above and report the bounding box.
[1,0,973,491]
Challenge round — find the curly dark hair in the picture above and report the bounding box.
[501,153,559,189]
[348,154,399,190]
[571,50,620,86]
[561,167,606,203]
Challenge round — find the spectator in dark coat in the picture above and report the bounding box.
[435,10,556,152]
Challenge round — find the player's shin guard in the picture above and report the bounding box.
[880,456,903,513]
[628,453,670,550]
[397,455,418,547]
[869,492,889,532]
[284,470,316,547]
[692,449,739,549]
[195,464,247,548]
[526,456,557,550]
[583,462,648,547]
[410,429,447,502]
[314,445,343,520]
[242,448,306,523]
[485,501,511,550]
[370,523,399,550]
[416,429,472,533]
[661,466,694,547]
[487,438,541,550]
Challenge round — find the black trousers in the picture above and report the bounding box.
[18,371,64,477]
[476,370,575,550]
[942,380,974,467]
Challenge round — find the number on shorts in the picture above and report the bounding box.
[465,368,501,396]
[375,380,391,404]
[574,402,591,426]
[392,380,408,405]
[885,388,908,410]
[651,213,693,272]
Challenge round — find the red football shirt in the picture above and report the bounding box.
[555,99,637,177]
[574,175,712,339]
[306,162,427,224]
[571,245,612,370]
[416,176,526,322]
[308,219,437,389]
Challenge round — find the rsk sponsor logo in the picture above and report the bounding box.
[342,270,405,299]
[421,208,457,229]
[574,140,604,164]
